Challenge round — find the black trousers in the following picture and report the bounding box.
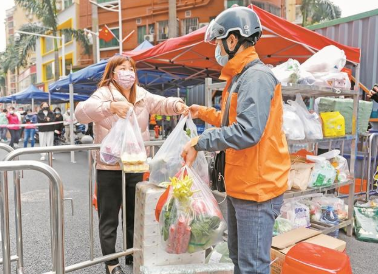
[9,129,20,148]
[97,170,143,266]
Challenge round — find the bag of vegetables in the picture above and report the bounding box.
[100,117,128,165]
[159,166,226,254]
[120,109,149,173]
[149,114,209,185]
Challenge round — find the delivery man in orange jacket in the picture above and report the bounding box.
[182,6,290,274]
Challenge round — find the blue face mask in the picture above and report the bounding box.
[215,44,229,67]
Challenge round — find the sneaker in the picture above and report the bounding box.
[14,144,19,148]
[40,156,46,161]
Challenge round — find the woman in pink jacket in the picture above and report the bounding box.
[6,106,21,148]
[75,55,188,274]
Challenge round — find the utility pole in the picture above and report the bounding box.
[168,0,177,38]
[91,0,99,63]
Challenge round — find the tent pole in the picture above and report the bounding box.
[32,98,34,112]
[48,92,51,106]
[69,83,76,163]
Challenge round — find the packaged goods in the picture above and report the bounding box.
[205,242,232,264]
[159,166,226,254]
[149,115,209,185]
[280,200,310,228]
[300,45,346,73]
[283,104,305,140]
[288,162,315,191]
[354,202,378,243]
[320,111,345,137]
[288,94,323,140]
[307,156,336,188]
[100,118,128,165]
[120,109,148,173]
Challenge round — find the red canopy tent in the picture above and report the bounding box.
[125,5,360,80]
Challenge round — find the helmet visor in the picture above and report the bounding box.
[204,20,226,44]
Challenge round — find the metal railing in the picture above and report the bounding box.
[0,161,65,274]
[366,133,378,201]
[1,141,164,273]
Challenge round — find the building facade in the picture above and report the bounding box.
[35,1,83,91]
[79,0,284,63]
[4,5,37,96]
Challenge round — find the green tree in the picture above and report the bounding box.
[15,0,91,81]
[301,0,342,27]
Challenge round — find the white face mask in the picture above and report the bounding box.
[215,44,229,67]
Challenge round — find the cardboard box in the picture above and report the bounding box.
[270,227,346,274]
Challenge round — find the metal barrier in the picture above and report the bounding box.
[0,160,65,274]
[1,141,163,273]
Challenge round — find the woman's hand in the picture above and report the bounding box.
[189,104,201,119]
[176,102,189,116]
[110,101,133,118]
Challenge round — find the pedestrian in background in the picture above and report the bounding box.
[6,106,21,148]
[23,109,37,148]
[18,107,25,141]
[53,107,64,145]
[0,109,9,142]
[63,108,77,143]
[37,102,55,160]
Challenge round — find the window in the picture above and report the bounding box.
[97,0,117,3]
[181,18,199,35]
[44,62,54,81]
[99,28,119,49]
[64,0,73,8]
[137,26,147,44]
[8,21,13,28]
[158,21,169,40]
[251,1,264,9]
[227,0,243,8]
[43,37,54,53]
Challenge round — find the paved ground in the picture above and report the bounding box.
[0,146,377,274]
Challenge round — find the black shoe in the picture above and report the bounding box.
[106,265,125,274]
[125,255,133,265]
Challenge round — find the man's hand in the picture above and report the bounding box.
[176,102,189,115]
[189,104,201,119]
[110,101,133,118]
[181,140,198,166]
[367,85,378,99]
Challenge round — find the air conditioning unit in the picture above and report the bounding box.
[185,10,191,18]
[144,34,154,42]
[199,23,209,28]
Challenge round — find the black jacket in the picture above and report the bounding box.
[37,110,56,132]
[54,114,64,132]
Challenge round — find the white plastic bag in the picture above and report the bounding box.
[300,45,346,73]
[288,94,323,139]
[271,59,301,85]
[149,115,209,185]
[317,150,350,182]
[100,118,127,165]
[120,109,149,173]
[306,155,336,188]
[313,72,351,89]
[283,104,305,140]
[280,200,310,228]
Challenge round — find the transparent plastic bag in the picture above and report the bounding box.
[273,217,295,236]
[205,242,232,264]
[100,118,127,165]
[280,200,310,228]
[312,195,347,220]
[271,59,301,85]
[307,155,337,188]
[288,94,323,140]
[301,199,322,222]
[149,115,209,185]
[120,109,149,173]
[300,45,346,73]
[159,166,227,254]
[283,104,305,140]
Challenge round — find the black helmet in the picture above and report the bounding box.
[205,6,262,59]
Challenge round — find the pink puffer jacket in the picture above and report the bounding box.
[75,84,183,170]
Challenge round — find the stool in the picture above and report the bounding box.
[281,242,352,274]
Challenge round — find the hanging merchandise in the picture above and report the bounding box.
[307,155,337,188]
[288,94,323,140]
[273,217,295,236]
[300,45,346,73]
[283,104,305,140]
[100,118,128,165]
[159,166,227,254]
[280,200,311,228]
[288,163,315,191]
[320,111,345,137]
[120,109,149,173]
[149,114,209,185]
